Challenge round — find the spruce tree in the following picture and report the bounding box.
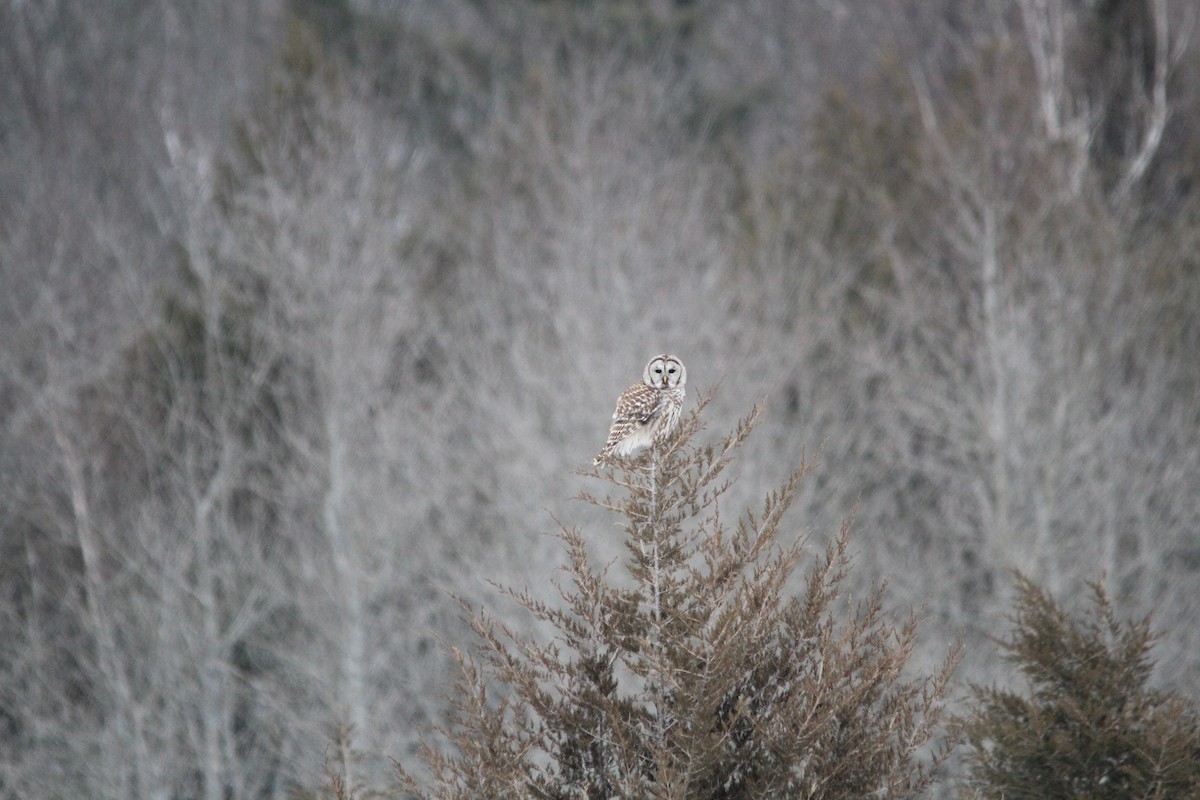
[387,396,958,799]
[961,573,1200,799]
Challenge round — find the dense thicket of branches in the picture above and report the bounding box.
[2,1,1199,797]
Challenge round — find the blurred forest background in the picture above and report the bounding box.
[2,0,1199,797]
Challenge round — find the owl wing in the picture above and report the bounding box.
[595,383,666,464]
[614,383,664,424]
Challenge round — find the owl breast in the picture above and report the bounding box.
[650,387,685,444]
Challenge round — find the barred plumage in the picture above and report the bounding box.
[594,355,686,465]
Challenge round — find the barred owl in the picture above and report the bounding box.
[594,354,687,465]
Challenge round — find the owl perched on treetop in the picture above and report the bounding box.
[594,354,687,466]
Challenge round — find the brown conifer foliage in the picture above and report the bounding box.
[392,394,960,799]
[961,574,1200,800]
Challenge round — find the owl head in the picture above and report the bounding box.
[642,354,686,389]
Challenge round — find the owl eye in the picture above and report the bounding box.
[654,368,663,373]
[668,367,676,373]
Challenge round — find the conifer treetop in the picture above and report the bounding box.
[394,393,959,799]
[962,573,1200,800]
